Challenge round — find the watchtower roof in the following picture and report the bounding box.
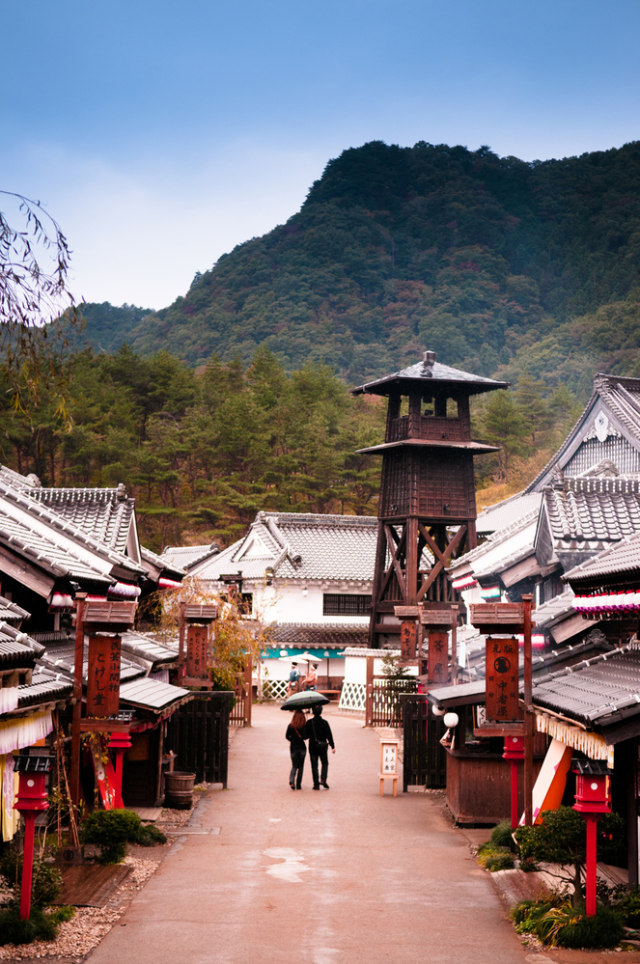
[351,350,508,397]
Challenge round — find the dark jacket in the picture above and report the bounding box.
[286,724,306,753]
[303,715,334,750]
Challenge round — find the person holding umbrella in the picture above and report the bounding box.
[285,709,307,790]
[303,704,335,790]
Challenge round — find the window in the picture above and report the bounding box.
[323,594,371,616]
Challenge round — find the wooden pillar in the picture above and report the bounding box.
[365,655,374,727]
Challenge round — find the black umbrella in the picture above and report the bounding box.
[280,691,329,711]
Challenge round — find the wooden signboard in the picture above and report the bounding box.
[399,619,417,660]
[485,636,520,722]
[428,630,449,684]
[186,624,209,679]
[86,635,121,718]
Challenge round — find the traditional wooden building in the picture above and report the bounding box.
[167,511,377,697]
[352,350,506,647]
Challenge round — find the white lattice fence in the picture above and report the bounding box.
[339,681,366,713]
[262,679,288,701]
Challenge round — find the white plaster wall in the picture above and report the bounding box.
[249,582,370,626]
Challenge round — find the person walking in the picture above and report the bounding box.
[303,704,335,789]
[285,709,307,789]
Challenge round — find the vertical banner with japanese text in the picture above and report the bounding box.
[87,635,121,718]
[428,631,449,684]
[186,625,209,679]
[399,619,417,660]
[485,636,520,721]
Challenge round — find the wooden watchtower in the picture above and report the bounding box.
[352,350,506,648]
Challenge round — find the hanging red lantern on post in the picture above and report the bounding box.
[14,754,52,920]
[573,758,611,917]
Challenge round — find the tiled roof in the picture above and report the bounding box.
[17,669,74,708]
[119,677,190,712]
[269,624,369,648]
[543,476,640,544]
[352,350,507,396]
[429,630,615,706]
[193,512,378,584]
[31,484,135,555]
[564,530,640,585]
[39,640,145,684]
[160,543,219,572]
[0,467,144,586]
[121,630,178,669]
[532,643,640,727]
[476,492,542,536]
[451,507,539,576]
[527,374,640,492]
[533,588,577,628]
[0,595,29,623]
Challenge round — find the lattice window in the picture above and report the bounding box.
[323,594,372,616]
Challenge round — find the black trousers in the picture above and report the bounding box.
[309,743,329,787]
[289,747,306,788]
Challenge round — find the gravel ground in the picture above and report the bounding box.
[0,788,208,964]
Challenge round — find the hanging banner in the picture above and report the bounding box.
[86,635,121,718]
[186,625,209,679]
[428,631,449,684]
[485,636,520,721]
[399,619,417,660]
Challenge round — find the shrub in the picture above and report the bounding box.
[512,896,624,948]
[0,904,74,946]
[0,851,63,908]
[80,809,166,863]
[490,820,517,851]
[553,903,623,948]
[477,842,515,871]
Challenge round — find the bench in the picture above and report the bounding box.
[317,689,341,701]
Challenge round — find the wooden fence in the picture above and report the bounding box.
[166,691,233,785]
[401,694,447,789]
[366,676,418,727]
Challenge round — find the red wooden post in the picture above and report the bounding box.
[70,593,87,806]
[573,763,611,917]
[503,736,525,829]
[585,814,598,916]
[14,759,50,919]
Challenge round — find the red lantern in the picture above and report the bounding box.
[14,755,51,919]
[573,759,611,917]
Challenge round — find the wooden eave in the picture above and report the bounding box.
[356,439,499,455]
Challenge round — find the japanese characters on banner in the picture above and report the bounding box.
[186,624,209,679]
[485,636,520,722]
[428,630,449,684]
[399,619,417,660]
[87,635,121,718]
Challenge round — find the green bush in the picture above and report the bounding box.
[607,884,640,927]
[490,820,517,851]
[553,903,623,949]
[80,809,166,863]
[0,904,74,946]
[0,851,63,909]
[477,842,515,871]
[512,896,623,948]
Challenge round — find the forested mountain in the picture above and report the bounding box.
[77,140,640,394]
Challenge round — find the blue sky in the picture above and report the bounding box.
[3,0,639,309]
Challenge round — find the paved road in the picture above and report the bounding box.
[87,704,534,964]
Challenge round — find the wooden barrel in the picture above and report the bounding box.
[164,771,195,809]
